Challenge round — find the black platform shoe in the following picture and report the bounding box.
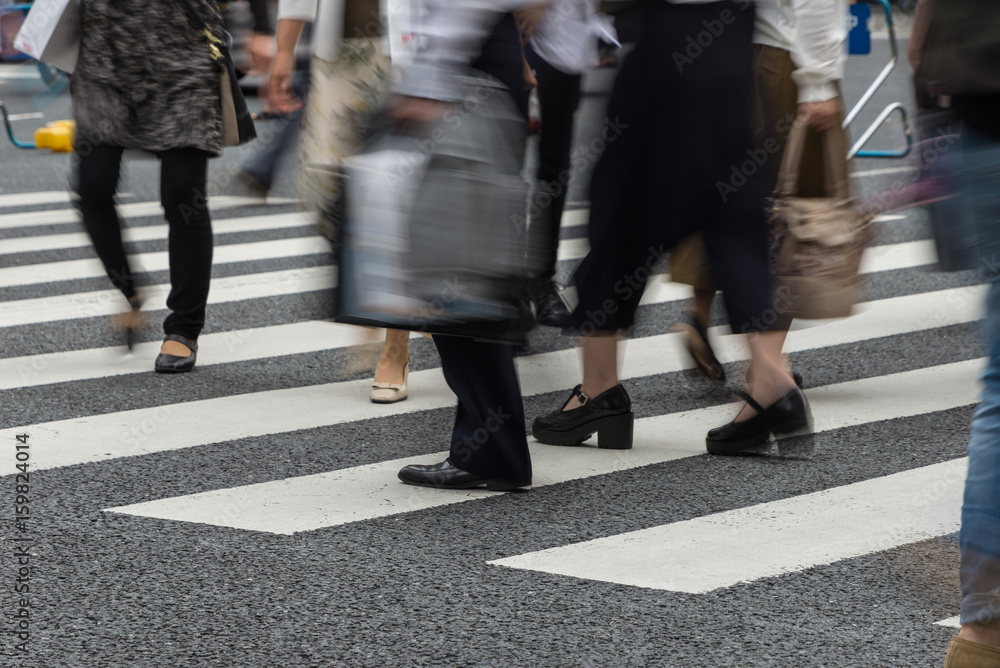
[154,334,198,374]
[706,388,812,455]
[532,384,634,449]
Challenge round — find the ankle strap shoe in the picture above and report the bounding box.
[706,387,812,455]
[532,384,634,450]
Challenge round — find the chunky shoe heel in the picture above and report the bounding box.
[532,384,633,449]
[596,412,634,449]
[773,392,815,458]
[770,389,812,437]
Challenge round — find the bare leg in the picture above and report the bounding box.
[739,330,797,420]
[374,329,411,385]
[562,329,795,418]
[959,621,1000,649]
[562,333,619,411]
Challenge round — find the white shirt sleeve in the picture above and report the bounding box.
[278,0,319,21]
[788,0,847,103]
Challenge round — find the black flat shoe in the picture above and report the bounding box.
[706,388,812,456]
[530,279,572,328]
[154,334,198,374]
[678,318,725,381]
[532,384,634,449]
[397,460,529,491]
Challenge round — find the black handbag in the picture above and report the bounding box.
[176,0,257,147]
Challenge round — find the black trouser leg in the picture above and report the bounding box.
[434,335,531,483]
[160,148,213,340]
[526,46,582,280]
[76,144,137,301]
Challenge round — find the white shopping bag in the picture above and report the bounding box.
[13,0,81,74]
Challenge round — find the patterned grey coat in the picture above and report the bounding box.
[71,0,225,155]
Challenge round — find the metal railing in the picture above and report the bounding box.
[844,0,914,159]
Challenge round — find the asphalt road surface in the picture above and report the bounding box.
[0,15,981,667]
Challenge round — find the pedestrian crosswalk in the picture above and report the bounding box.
[105,360,979,534]
[0,186,973,661]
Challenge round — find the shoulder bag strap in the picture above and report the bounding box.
[775,116,809,198]
[821,123,852,200]
[175,0,224,61]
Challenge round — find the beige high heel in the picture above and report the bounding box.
[370,357,410,404]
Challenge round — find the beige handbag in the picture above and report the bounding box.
[297,37,392,243]
[768,118,874,320]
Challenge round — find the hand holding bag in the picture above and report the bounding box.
[13,0,81,73]
[768,118,874,319]
[176,0,256,147]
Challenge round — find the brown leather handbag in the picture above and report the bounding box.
[767,118,874,320]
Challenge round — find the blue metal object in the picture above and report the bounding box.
[0,102,38,149]
[844,0,913,159]
[848,3,872,56]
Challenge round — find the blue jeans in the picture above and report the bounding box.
[960,127,1000,625]
[242,58,311,191]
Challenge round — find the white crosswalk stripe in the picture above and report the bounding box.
[106,361,980,533]
[0,190,107,207]
[0,266,334,327]
[0,236,330,287]
[0,190,975,642]
[489,458,967,592]
[0,195,295,230]
[0,284,983,390]
[0,211,312,255]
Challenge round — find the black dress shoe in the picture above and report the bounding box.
[530,279,572,328]
[154,334,198,374]
[397,459,529,491]
[706,388,812,455]
[532,384,634,449]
